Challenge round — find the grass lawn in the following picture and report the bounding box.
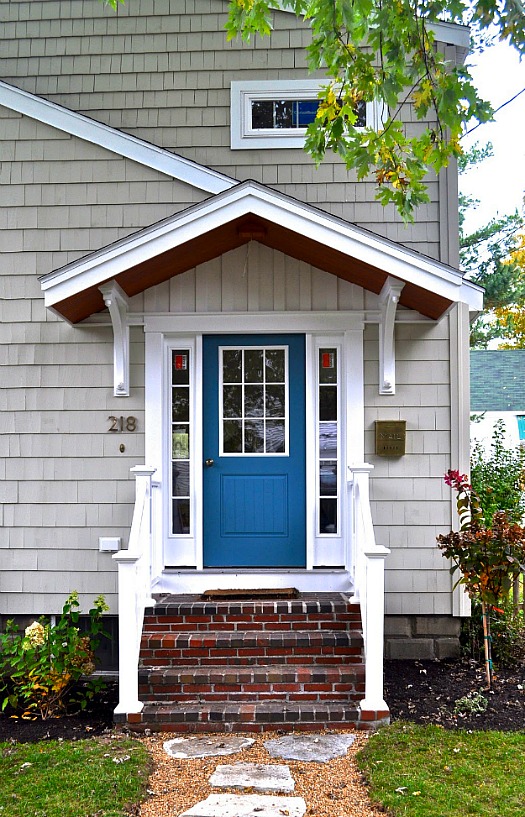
[358,721,525,817]
[0,735,150,817]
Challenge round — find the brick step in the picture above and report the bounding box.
[140,629,363,667]
[144,593,361,633]
[138,663,365,703]
[119,700,364,733]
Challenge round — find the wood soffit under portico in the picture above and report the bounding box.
[52,214,453,324]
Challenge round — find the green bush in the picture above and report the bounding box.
[471,420,525,526]
[461,599,525,668]
[0,592,109,719]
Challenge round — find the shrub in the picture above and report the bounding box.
[461,599,525,668]
[0,592,109,719]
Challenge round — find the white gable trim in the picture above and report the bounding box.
[40,180,483,314]
[0,80,236,195]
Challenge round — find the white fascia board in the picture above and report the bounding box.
[41,181,480,310]
[0,80,236,195]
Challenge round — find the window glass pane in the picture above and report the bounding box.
[355,100,366,128]
[172,461,190,496]
[244,349,263,382]
[223,349,242,383]
[266,384,285,417]
[295,99,318,126]
[224,420,242,453]
[319,386,337,421]
[266,420,285,453]
[172,499,190,535]
[265,349,285,382]
[245,420,265,453]
[223,385,242,418]
[320,499,337,534]
[251,100,274,129]
[319,422,337,458]
[320,461,337,496]
[172,351,190,385]
[172,387,189,422]
[319,348,337,383]
[172,426,190,459]
[273,100,293,127]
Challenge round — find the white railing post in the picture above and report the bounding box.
[348,464,390,715]
[360,546,389,712]
[113,465,156,716]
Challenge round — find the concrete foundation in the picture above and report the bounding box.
[384,615,461,660]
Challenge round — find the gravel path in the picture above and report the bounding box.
[139,731,383,817]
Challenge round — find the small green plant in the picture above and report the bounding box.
[453,690,488,716]
[0,592,109,719]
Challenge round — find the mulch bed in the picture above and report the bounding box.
[1,658,525,744]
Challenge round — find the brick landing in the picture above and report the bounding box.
[116,593,389,732]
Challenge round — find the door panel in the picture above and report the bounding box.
[202,334,306,567]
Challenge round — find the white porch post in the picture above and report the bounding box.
[360,547,389,713]
[348,464,390,715]
[113,465,156,715]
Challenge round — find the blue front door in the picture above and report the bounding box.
[202,334,306,567]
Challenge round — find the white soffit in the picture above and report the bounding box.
[0,80,236,195]
[40,180,483,313]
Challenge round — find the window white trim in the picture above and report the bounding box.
[231,79,383,150]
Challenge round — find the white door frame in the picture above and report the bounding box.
[144,311,365,593]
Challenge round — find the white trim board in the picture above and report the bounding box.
[0,80,237,195]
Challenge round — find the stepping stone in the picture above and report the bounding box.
[164,735,255,759]
[264,733,356,763]
[179,793,306,817]
[209,763,294,793]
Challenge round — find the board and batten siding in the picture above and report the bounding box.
[0,0,459,263]
[0,108,208,615]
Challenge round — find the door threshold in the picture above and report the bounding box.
[157,568,352,595]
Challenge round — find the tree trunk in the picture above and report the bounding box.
[481,601,493,688]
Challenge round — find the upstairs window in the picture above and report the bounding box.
[231,80,375,150]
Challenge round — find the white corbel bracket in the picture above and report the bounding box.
[99,280,130,397]
[378,277,405,395]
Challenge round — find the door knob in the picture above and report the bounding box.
[205,458,214,467]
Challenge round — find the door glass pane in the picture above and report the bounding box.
[172,499,190,534]
[220,346,288,455]
[319,349,337,383]
[223,349,242,383]
[244,349,263,382]
[224,420,242,453]
[172,387,190,422]
[265,349,285,382]
[172,425,190,459]
[320,461,337,496]
[172,461,190,496]
[320,498,337,534]
[245,385,264,417]
[244,420,265,453]
[266,384,285,417]
[319,422,337,458]
[319,386,337,421]
[223,385,242,418]
[266,420,285,453]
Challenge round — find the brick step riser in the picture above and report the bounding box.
[143,616,361,632]
[140,652,364,665]
[139,691,365,703]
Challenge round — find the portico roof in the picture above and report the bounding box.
[40,180,483,323]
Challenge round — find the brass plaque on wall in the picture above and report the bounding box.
[375,420,406,457]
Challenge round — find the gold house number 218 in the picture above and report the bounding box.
[108,416,137,432]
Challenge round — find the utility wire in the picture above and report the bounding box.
[464,87,525,137]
